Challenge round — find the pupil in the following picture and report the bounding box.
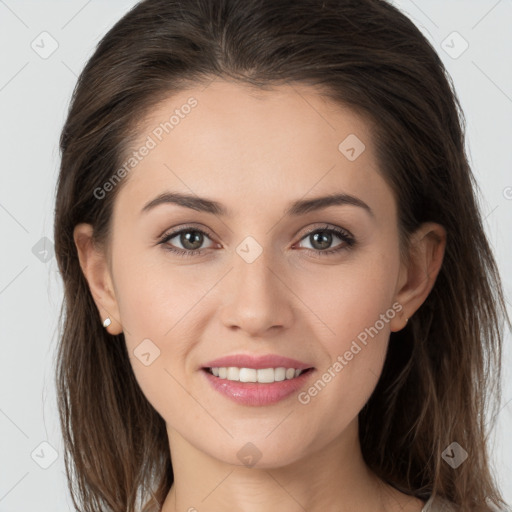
[181,231,203,250]
[312,231,332,250]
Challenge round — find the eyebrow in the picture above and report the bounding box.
[141,191,374,218]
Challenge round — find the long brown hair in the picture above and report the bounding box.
[53,0,510,510]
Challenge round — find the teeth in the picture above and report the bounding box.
[209,366,306,383]
[239,368,257,382]
[256,368,274,383]
[227,367,239,380]
[285,368,295,379]
[274,367,285,381]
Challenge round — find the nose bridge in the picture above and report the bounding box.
[219,235,293,335]
[234,239,275,292]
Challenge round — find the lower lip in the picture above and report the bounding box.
[201,368,315,406]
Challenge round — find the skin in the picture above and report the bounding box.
[74,80,446,512]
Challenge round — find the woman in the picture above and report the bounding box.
[53,0,510,511]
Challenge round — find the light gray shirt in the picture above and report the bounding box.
[421,495,509,512]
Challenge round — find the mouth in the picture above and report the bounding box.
[200,353,316,405]
[202,366,314,383]
[201,364,316,406]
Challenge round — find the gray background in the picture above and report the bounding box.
[0,0,511,510]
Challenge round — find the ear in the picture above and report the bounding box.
[390,222,447,332]
[73,223,123,335]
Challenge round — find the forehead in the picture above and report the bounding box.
[114,80,395,221]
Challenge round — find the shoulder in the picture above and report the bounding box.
[422,495,511,512]
[421,496,456,512]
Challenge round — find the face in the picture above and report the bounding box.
[99,80,408,467]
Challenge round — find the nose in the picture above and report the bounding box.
[219,246,294,337]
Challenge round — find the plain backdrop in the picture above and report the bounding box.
[0,1,511,510]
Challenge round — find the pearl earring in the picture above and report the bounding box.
[103,317,112,328]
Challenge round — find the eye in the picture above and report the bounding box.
[158,226,217,257]
[295,224,355,256]
[158,223,356,258]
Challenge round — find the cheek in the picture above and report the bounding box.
[293,247,399,408]
[297,246,400,348]
[114,246,209,344]
[111,249,207,409]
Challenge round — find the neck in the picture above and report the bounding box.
[160,418,419,512]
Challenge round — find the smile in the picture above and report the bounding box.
[206,366,309,383]
[202,367,315,406]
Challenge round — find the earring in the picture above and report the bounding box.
[103,317,112,328]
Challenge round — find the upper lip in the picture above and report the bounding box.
[202,354,314,370]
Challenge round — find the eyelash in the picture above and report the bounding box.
[157,224,356,258]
